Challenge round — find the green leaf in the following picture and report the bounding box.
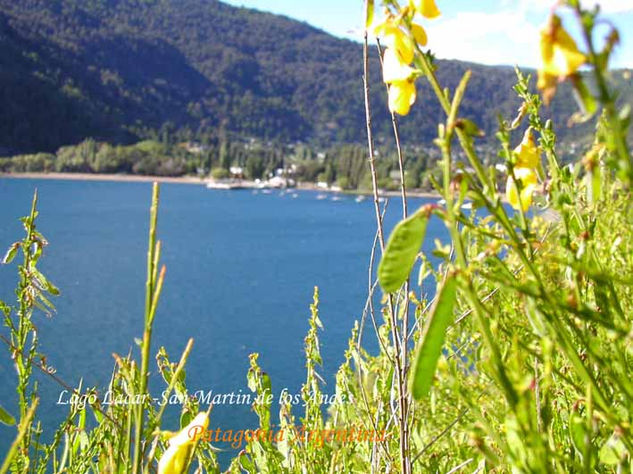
[0,300,10,317]
[378,207,430,293]
[599,433,626,465]
[180,410,195,429]
[33,268,60,296]
[569,411,587,458]
[569,75,597,124]
[0,405,16,426]
[2,243,20,265]
[410,274,458,400]
[239,451,256,473]
[454,118,485,138]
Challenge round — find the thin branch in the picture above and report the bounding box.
[363,23,410,473]
[411,408,469,465]
[446,458,474,474]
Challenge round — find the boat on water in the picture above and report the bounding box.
[331,195,343,202]
[206,181,245,190]
[355,195,366,203]
[316,194,328,200]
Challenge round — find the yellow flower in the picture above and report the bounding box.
[540,15,586,76]
[506,167,538,212]
[538,14,586,103]
[415,0,440,19]
[382,48,415,83]
[375,21,414,64]
[411,23,428,47]
[382,48,417,115]
[158,412,209,474]
[514,128,541,169]
[388,80,417,115]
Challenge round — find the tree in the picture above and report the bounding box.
[210,167,229,180]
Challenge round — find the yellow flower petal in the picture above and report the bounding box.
[550,44,586,77]
[536,70,557,105]
[373,21,386,37]
[158,412,209,474]
[416,0,440,19]
[537,15,586,103]
[379,23,414,64]
[538,15,586,80]
[411,23,428,47]
[506,167,538,212]
[388,80,417,115]
[553,26,586,74]
[382,48,415,83]
[537,69,556,91]
[514,128,541,169]
[539,17,556,67]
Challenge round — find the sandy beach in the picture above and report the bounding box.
[0,172,206,185]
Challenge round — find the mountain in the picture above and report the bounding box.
[0,0,629,155]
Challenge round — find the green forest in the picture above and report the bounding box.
[0,0,630,158]
[0,137,443,191]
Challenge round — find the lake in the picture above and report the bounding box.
[0,177,442,464]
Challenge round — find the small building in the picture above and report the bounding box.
[268,176,296,189]
[229,166,244,178]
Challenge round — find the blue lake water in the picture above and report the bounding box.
[0,178,443,464]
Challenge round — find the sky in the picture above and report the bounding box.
[222,0,633,69]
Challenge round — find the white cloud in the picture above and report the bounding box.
[524,0,633,14]
[425,11,540,66]
[423,2,632,68]
[364,1,631,68]
[593,0,633,13]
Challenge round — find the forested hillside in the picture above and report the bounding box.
[0,0,630,154]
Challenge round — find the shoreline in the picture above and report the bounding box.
[0,172,440,199]
[0,172,206,185]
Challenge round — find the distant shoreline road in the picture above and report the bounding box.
[0,171,206,185]
[0,172,440,199]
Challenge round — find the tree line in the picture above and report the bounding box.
[0,137,444,191]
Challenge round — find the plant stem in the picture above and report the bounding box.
[132,183,160,473]
[363,22,410,473]
[574,3,632,185]
[376,38,413,472]
[0,399,38,474]
[16,191,38,421]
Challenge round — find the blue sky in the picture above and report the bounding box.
[222,0,633,68]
